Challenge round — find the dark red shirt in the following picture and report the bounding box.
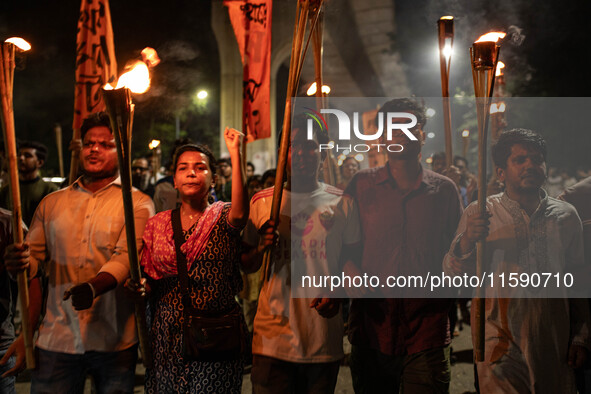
[346,165,462,355]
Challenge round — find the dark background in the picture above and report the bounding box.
[1,0,590,175]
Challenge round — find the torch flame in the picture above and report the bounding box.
[442,43,453,60]
[115,61,151,93]
[440,16,454,20]
[141,47,160,68]
[475,32,506,43]
[149,140,161,149]
[495,61,505,77]
[462,130,470,137]
[306,82,331,96]
[5,37,31,52]
[490,102,506,114]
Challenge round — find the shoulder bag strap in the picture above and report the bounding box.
[171,208,193,311]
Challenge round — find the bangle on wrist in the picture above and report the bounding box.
[87,282,96,299]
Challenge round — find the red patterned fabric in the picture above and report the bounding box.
[141,201,227,279]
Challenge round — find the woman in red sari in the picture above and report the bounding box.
[136,128,248,393]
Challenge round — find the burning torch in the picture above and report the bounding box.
[102,47,159,367]
[0,37,35,369]
[470,31,505,363]
[262,0,325,282]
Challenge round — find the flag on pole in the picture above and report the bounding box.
[73,0,117,131]
[224,0,272,142]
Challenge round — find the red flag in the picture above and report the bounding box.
[73,0,117,131]
[224,0,272,142]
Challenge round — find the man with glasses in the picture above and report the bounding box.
[132,157,155,198]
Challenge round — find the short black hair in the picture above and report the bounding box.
[173,144,217,176]
[340,157,360,176]
[492,128,547,169]
[431,152,446,161]
[217,158,231,168]
[376,98,427,129]
[262,169,276,185]
[80,112,112,140]
[453,155,468,168]
[18,140,49,163]
[247,161,255,171]
[170,137,195,162]
[291,113,329,146]
[247,174,262,187]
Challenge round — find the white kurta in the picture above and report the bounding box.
[28,178,155,354]
[443,191,590,393]
[244,184,360,363]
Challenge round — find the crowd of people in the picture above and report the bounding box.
[0,98,589,394]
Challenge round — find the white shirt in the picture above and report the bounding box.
[244,183,359,363]
[443,192,589,393]
[27,177,154,354]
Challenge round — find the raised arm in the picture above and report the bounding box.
[224,127,248,228]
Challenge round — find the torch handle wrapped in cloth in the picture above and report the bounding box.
[0,42,35,369]
[102,87,152,368]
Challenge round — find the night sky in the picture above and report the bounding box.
[1,0,590,175]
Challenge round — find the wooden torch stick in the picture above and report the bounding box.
[68,129,81,184]
[0,42,35,369]
[102,87,152,368]
[470,41,501,363]
[438,16,454,167]
[54,123,64,178]
[261,0,324,282]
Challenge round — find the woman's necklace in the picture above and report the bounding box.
[185,211,201,221]
[181,207,202,228]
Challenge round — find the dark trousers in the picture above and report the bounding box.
[0,351,16,394]
[349,345,450,394]
[31,345,137,394]
[251,354,340,394]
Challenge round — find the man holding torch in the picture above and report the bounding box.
[343,98,462,393]
[443,129,590,392]
[241,115,359,393]
[0,113,154,393]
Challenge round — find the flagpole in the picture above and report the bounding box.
[54,123,64,178]
[241,11,250,174]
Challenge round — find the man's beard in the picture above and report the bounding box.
[81,166,119,180]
